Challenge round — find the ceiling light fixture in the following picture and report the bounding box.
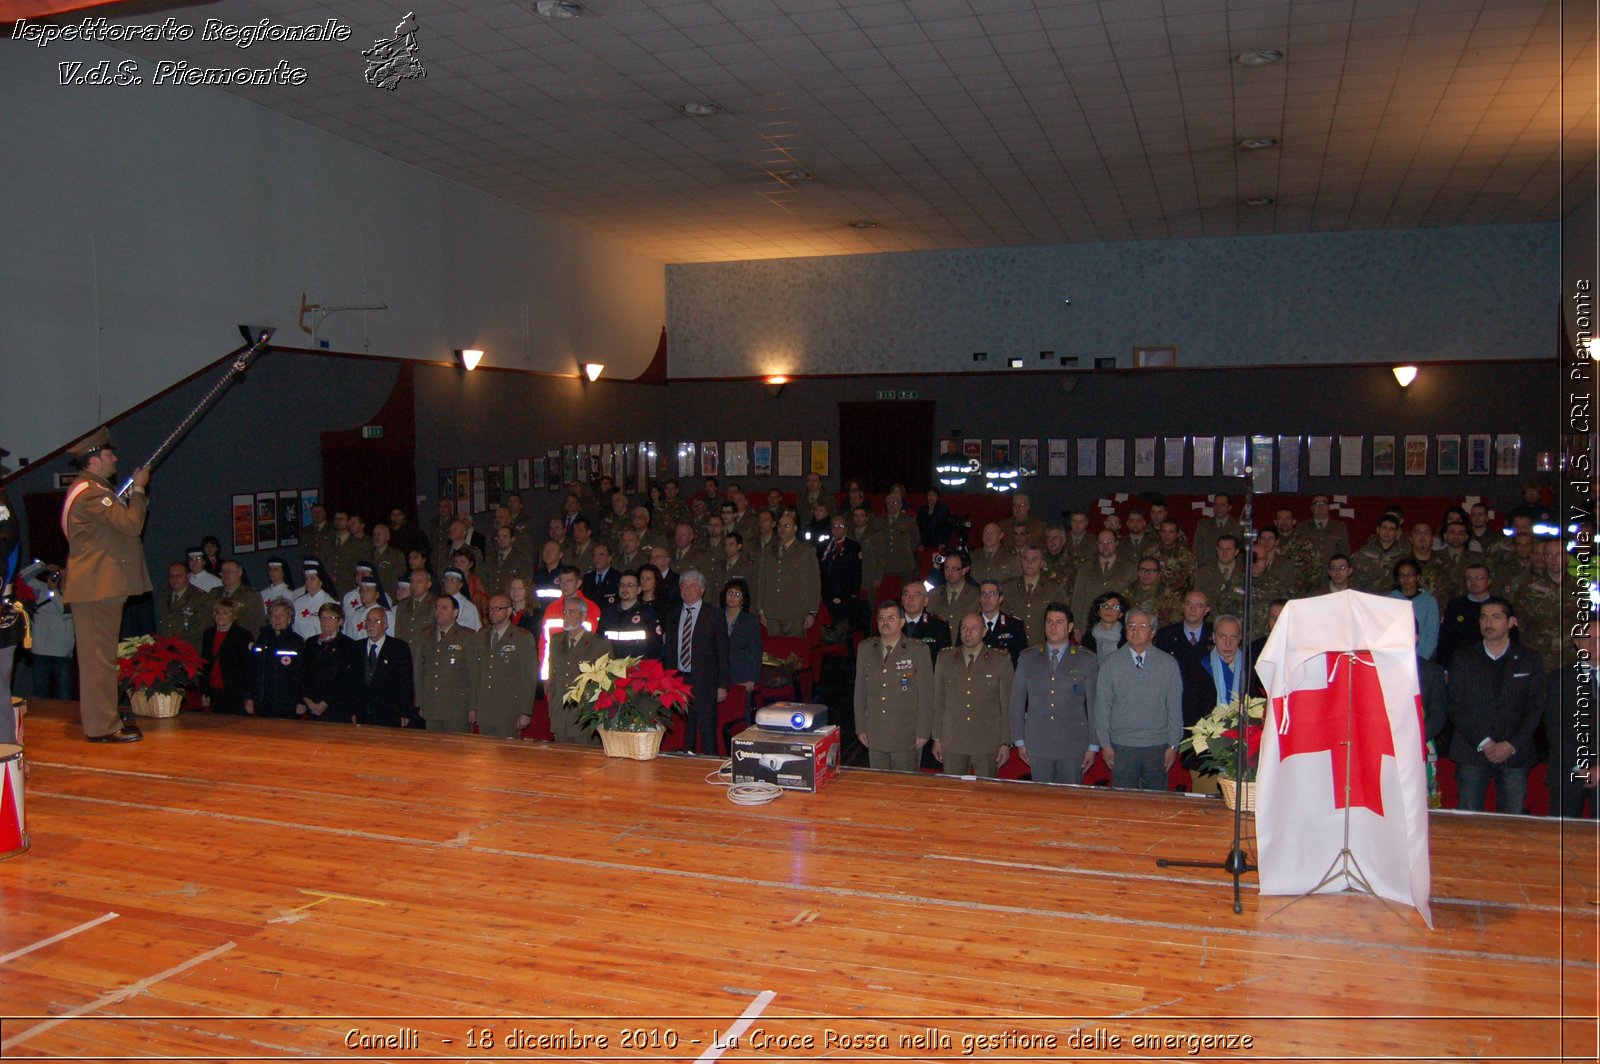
[533,1,584,18]
[1392,365,1418,388]
[770,168,812,181]
[457,348,484,371]
[764,375,789,399]
[1237,137,1279,150]
[678,101,721,117]
[1241,196,1275,207]
[582,362,604,382]
[848,220,879,229]
[1235,48,1284,66]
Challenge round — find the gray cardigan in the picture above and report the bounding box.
[1093,644,1184,750]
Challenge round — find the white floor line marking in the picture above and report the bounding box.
[695,989,776,1063]
[34,789,1588,971]
[0,912,119,965]
[0,940,236,1052]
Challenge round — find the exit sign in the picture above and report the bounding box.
[898,390,918,399]
[875,390,919,400]
[362,425,384,439]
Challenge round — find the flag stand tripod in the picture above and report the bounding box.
[1155,466,1257,915]
[1267,650,1406,922]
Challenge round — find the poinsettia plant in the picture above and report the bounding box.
[1180,696,1268,782]
[566,653,691,733]
[116,635,204,696]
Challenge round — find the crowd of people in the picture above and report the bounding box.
[11,454,1592,818]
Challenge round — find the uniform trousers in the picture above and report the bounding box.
[1027,755,1082,785]
[941,751,997,778]
[72,598,126,738]
[868,746,919,772]
[1110,743,1168,791]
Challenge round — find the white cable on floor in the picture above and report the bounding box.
[705,759,783,806]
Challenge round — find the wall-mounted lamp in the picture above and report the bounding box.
[1392,365,1418,388]
[765,374,789,398]
[582,362,605,382]
[457,348,484,371]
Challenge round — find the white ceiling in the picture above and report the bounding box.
[99,0,1590,263]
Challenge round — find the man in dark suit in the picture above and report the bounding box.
[977,579,1028,665]
[661,569,730,755]
[1155,590,1216,728]
[357,607,415,727]
[1446,597,1544,814]
[901,581,952,656]
[582,543,622,610]
[819,516,863,632]
[916,487,953,550]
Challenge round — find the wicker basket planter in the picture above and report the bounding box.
[129,691,183,718]
[1217,775,1255,813]
[598,726,665,761]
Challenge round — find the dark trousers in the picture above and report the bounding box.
[682,672,717,755]
[1455,762,1529,814]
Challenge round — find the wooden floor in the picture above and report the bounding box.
[0,700,1595,1063]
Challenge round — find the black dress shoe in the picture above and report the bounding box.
[87,726,143,743]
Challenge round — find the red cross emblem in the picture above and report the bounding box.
[301,608,311,618]
[356,621,366,631]
[1274,651,1413,816]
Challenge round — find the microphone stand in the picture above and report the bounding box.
[1155,465,1257,915]
[116,329,275,498]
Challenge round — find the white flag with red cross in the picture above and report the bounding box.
[1254,591,1433,928]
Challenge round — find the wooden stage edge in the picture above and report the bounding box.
[0,699,1596,1063]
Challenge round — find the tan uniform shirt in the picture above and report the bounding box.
[932,645,1015,755]
[853,636,934,752]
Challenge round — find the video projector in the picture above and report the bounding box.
[752,701,829,732]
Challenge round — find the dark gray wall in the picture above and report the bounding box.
[5,352,398,587]
[6,353,1554,584]
[414,358,1561,526]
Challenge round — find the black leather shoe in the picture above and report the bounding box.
[87,726,143,743]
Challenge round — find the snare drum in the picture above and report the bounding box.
[0,743,26,861]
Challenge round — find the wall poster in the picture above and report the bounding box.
[752,440,773,477]
[1403,435,1428,476]
[277,490,301,547]
[1372,435,1396,476]
[810,441,830,476]
[778,440,803,478]
[1437,434,1461,475]
[1017,438,1039,477]
[1047,438,1069,477]
[254,491,279,551]
[232,494,256,554]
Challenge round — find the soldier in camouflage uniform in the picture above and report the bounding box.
[1273,507,1322,598]
[1150,518,1196,597]
[651,481,692,539]
[1510,539,1563,666]
[1248,543,1296,640]
[1041,524,1076,588]
[1425,522,1474,608]
[597,491,633,550]
[1061,511,1097,578]
[1351,515,1409,593]
[1124,557,1182,629]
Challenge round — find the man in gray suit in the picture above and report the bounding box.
[1010,602,1099,784]
[1093,608,1183,791]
